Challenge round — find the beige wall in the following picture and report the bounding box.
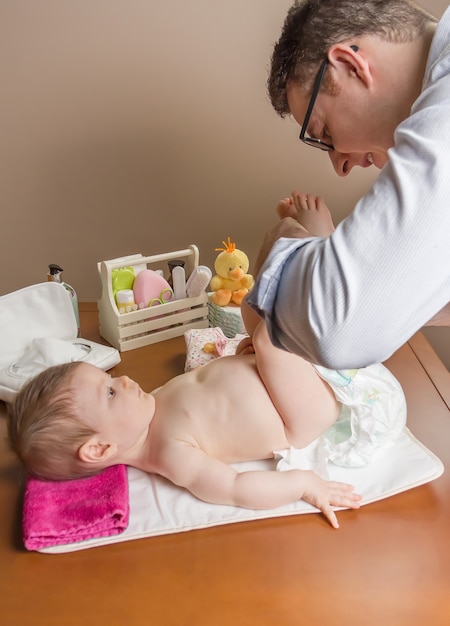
[1,0,448,368]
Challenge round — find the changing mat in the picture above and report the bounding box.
[34,327,443,553]
[38,428,443,553]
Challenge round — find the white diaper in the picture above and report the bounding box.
[276,364,407,475]
[313,363,407,467]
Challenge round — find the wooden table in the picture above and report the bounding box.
[1,303,449,626]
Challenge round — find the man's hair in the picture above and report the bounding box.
[268,0,437,116]
[7,362,98,481]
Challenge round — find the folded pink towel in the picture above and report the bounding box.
[22,465,129,550]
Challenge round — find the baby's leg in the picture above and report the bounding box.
[252,321,340,447]
[240,298,261,339]
[291,191,335,237]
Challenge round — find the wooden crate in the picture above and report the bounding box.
[97,245,209,351]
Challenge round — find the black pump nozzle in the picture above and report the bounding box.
[48,264,64,275]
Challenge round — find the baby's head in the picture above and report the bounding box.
[8,362,98,481]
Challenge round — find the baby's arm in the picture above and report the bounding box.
[161,444,361,528]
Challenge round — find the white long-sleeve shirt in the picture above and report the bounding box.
[247,8,450,369]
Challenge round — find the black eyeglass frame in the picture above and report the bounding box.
[299,45,359,152]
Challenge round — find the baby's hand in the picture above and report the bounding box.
[301,471,362,529]
[235,336,255,356]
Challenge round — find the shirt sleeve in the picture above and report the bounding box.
[247,75,450,369]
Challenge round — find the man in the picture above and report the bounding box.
[246,0,450,369]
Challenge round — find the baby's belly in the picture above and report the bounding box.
[191,357,291,462]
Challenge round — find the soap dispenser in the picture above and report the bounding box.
[47,264,80,336]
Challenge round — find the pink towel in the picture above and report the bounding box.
[22,465,129,550]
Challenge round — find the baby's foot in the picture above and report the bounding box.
[276,197,296,219]
[291,191,335,237]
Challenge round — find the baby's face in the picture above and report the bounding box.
[70,363,154,452]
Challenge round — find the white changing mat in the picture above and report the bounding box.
[40,427,443,553]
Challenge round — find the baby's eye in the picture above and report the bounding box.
[108,386,115,399]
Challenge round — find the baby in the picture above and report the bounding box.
[8,306,367,528]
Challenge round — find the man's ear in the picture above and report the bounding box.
[328,43,373,89]
[78,437,117,465]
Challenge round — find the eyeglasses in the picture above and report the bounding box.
[299,58,334,151]
[299,45,359,152]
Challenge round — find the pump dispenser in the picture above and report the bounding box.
[47,264,80,336]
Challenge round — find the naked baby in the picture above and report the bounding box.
[9,311,368,529]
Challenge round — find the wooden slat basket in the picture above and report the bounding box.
[97,245,209,351]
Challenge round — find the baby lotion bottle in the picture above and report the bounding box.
[116,289,137,314]
[47,264,80,336]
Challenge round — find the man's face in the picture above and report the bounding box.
[287,74,392,176]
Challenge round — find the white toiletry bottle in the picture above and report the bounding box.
[167,259,185,288]
[47,264,80,336]
[172,265,187,299]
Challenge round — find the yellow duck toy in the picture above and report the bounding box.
[210,237,255,306]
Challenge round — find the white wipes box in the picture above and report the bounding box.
[0,282,120,403]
